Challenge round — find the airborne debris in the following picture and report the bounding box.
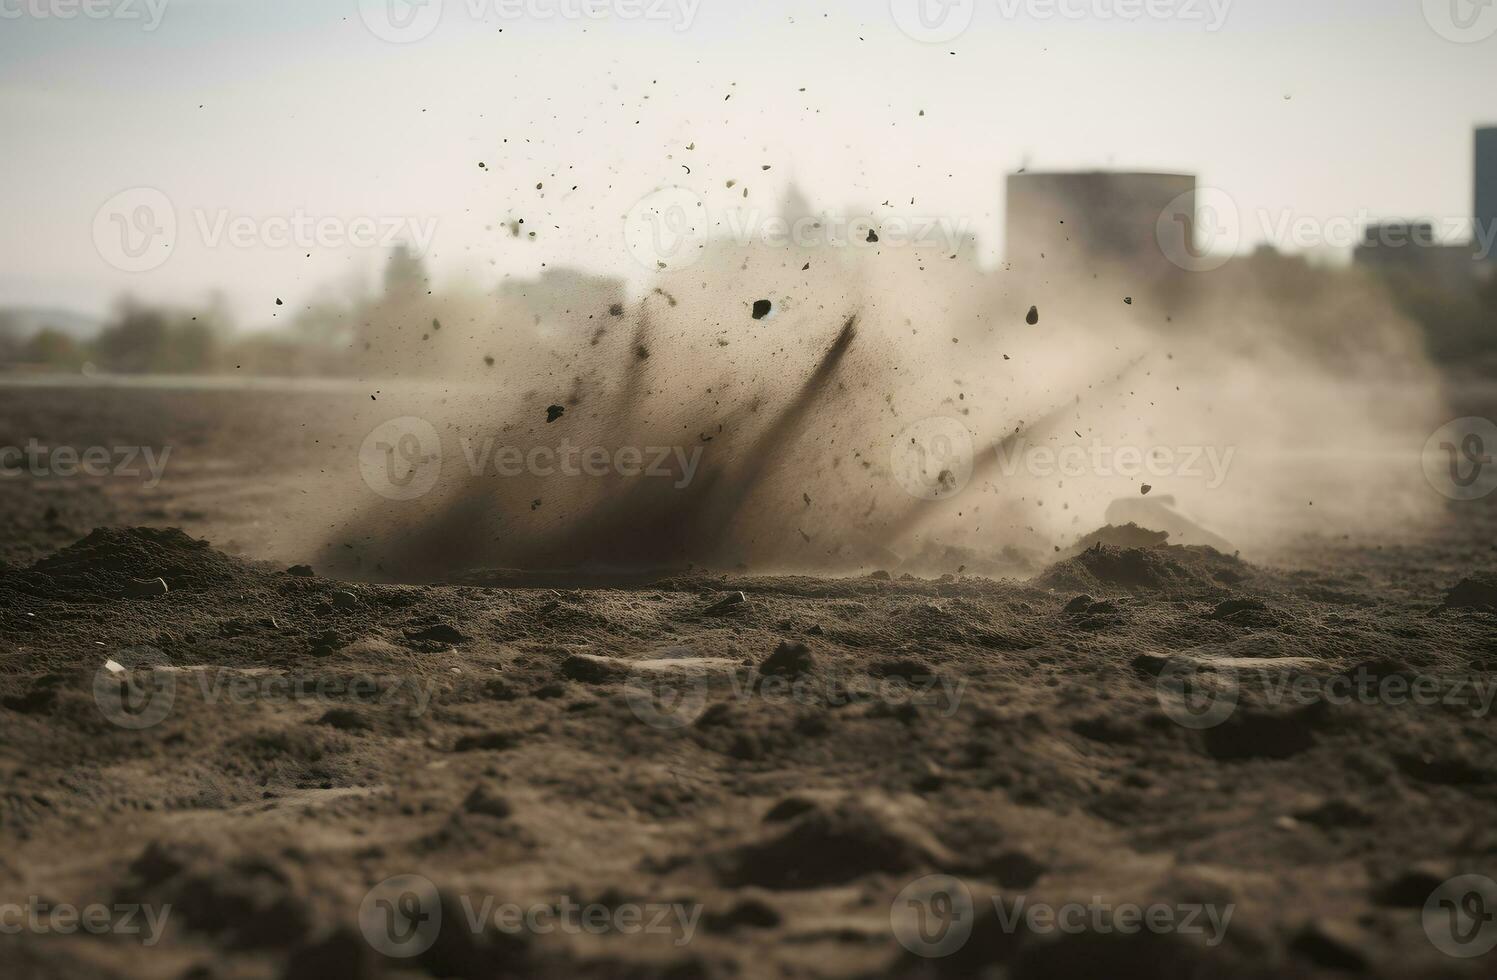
[704,591,747,615]
[123,577,169,598]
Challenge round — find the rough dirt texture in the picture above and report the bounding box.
[2,384,1496,978]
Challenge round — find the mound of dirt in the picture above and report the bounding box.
[716,797,951,889]
[1440,571,1497,612]
[1035,541,1252,595]
[1060,522,1171,557]
[25,527,248,599]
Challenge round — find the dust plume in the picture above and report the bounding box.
[310,215,1449,582]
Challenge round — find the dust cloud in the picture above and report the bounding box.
[310,207,1449,583]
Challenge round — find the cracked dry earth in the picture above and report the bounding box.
[0,521,1495,979]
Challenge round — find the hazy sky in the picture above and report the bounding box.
[2,0,1494,325]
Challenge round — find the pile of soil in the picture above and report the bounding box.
[23,527,248,600]
[1063,522,1172,555]
[1035,542,1252,595]
[1441,572,1497,612]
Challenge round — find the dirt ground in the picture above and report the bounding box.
[2,379,1497,979]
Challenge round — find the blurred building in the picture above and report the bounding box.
[1354,221,1476,294]
[1351,128,1497,363]
[1354,127,1496,279]
[1004,170,1195,271]
[1478,126,1497,270]
[498,267,627,331]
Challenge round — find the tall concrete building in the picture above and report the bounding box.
[1477,126,1497,266]
[1354,126,1497,276]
